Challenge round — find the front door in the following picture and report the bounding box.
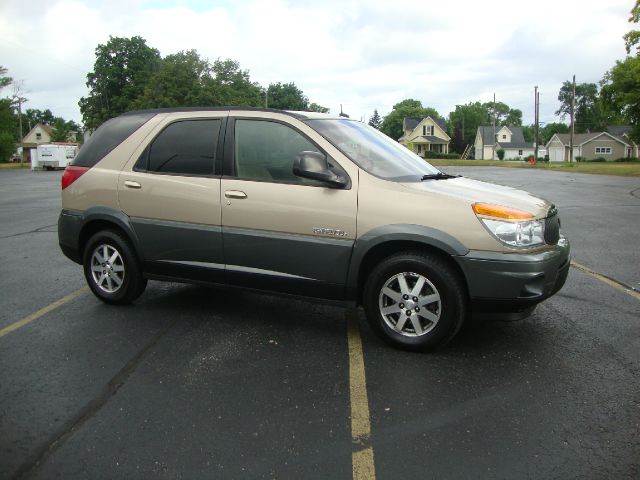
[221,116,358,299]
[118,113,226,282]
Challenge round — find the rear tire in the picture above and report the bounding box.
[363,251,466,352]
[83,230,147,305]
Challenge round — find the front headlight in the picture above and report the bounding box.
[472,203,545,248]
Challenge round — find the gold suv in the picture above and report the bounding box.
[58,108,570,351]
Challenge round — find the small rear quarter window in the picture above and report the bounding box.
[71,113,155,167]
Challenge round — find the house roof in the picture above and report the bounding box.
[403,116,447,133]
[477,125,527,145]
[550,131,631,147]
[22,123,54,142]
[606,125,631,137]
[412,135,449,144]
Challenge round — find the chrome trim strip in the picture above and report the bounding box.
[156,260,314,281]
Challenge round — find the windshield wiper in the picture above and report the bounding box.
[421,172,458,181]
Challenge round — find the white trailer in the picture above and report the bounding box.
[32,144,78,170]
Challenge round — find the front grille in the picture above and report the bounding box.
[544,207,560,245]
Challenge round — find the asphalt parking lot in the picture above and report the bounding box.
[1,167,639,479]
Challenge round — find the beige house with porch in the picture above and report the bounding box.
[399,117,450,157]
[19,123,54,163]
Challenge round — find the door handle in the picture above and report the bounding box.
[124,180,142,189]
[225,190,247,199]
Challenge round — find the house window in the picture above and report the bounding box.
[417,145,422,153]
[36,133,42,140]
[422,126,426,135]
[502,134,507,139]
[428,126,434,135]
[595,147,612,154]
[518,149,523,156]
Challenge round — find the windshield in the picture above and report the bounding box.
[306,119,441,181]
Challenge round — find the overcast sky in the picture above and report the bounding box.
[0,0,634,127]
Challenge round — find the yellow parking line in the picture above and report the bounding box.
[0,287,89,338]
[347,310,376,480]
[571,261,640,301]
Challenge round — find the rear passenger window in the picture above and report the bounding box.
[234,120,323,184]
[142,120,220,176]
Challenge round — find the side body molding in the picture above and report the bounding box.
[345,224,469,300]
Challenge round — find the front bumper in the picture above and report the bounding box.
[455,237,570,315]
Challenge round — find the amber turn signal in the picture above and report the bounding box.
[472,203,534,220]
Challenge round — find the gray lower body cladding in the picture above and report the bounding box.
[58,210,84,264]
[455,239,571,312]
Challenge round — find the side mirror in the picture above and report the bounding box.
[293,151,347,188]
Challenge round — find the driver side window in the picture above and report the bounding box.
[234,119,323,185]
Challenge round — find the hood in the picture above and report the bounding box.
[400,177,552,218]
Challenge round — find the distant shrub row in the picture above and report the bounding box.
[576,156,639,163]
[423,151,460,159]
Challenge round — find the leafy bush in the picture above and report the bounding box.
[496,148,505,160]
[587,157,607,162]
[575,156,584,162]
[423,151,460,159]
[613,157,639,162]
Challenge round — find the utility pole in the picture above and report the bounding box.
[492,93,496,160]
[569,75,575,163]
[534,86,539,161]
[17,97,23,166]
[265,88,268,108]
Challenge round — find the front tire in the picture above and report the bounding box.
[83,230,147,305]
[363,251,467,352]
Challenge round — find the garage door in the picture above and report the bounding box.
[549,147,564,162]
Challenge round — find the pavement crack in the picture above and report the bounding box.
[10,318,178,480]
[0,224,57,240]
[630,187,640,199]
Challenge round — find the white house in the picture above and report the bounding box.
[474,125,535,160]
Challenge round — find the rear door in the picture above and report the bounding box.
[118,111,227,282]
[220,112,358,299]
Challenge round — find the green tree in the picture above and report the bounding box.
[623,0,640,54]
[307,102,329,113]
[540,122,569,144]
[448,102,487,153]
[0,68,16,160]
[50,118,81,142]
[203,59,263,107]
[601,56,640,143]
[0,99,16,161]
[79,36,161,130]
[381,99,439,140]
[368,109,382,129]
[496,148,505,160]
[135,50,212,108]
[267,82,308,110]
[555,81,614,132]
[481,101,522,126]
[0,66,12,91]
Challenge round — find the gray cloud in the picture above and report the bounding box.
[0,0,632,126]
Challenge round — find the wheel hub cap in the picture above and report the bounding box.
[90,244,125,294]
[378,271,441,337]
